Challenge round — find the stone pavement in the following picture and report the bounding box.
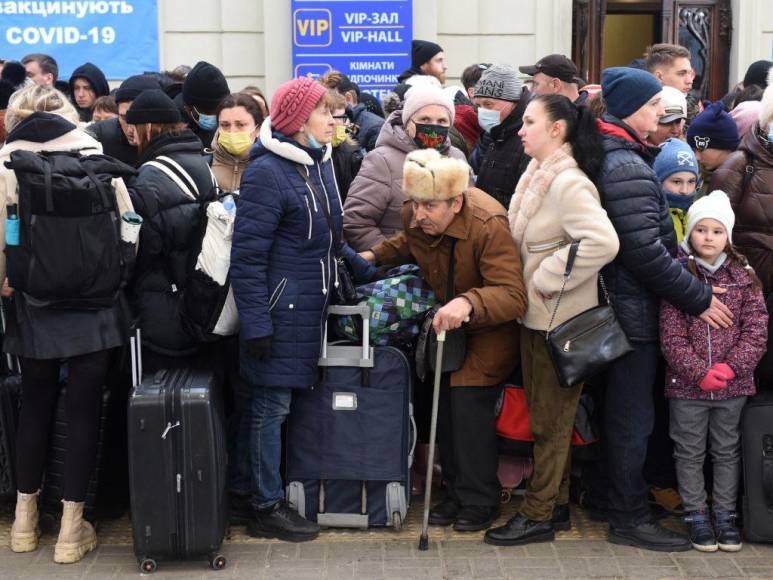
[1,502,773,579]
[3,536,773,580]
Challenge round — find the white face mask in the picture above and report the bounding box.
[768,121,773,143]
[477,107,501,133]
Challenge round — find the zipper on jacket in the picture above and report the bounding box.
[320,259,328,295]
[303,196,313,240]
[303,166,318,212]
[268,278,288,311]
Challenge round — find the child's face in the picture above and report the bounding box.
[690,218,728,264]
[663,171,698,196]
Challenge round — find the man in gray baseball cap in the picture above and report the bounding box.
[470,64,531,209]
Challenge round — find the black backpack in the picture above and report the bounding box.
[4,150,137,309]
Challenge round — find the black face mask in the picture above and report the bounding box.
[413,123,449,150]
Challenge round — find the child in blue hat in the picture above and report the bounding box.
[654,138,700,241]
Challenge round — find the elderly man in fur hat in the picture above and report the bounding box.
[360,149,526,532]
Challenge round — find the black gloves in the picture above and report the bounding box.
[246,336,272,362]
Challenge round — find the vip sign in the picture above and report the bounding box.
[294,8,332,47]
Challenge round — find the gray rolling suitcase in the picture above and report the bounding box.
[286,305,415,529]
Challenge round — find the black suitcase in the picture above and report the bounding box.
[127,330,228,574]
[286,305,414,530]
[743,393,773,542]
[39,385,109,531]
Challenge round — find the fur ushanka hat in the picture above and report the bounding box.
[402,148,469,202]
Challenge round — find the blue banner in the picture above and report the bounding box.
[291,0,412,102]
[0,0,159,79]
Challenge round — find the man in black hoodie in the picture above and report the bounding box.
[87,74,160,166]
[69,62,109,122]
[173,61,230,148]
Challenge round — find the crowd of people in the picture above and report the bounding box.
[0,38,771,563]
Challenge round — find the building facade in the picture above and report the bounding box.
[156,0,771,98]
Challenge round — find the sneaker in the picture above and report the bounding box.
[684,510,718,552]
[247,500,320,542]
[551,503,571,532]
[649,486,685,516]
[453,505,499,532]
[713,510,742,552]
[608,520,691,552]
[484,514,554,546]
[428,497,459,527]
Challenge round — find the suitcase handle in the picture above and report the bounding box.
[319,304,374,369]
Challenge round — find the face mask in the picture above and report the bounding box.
[768,122,773,143]
[477,107,501,133]
[307,133,324,149]
[413,123,449,150]
[331,125,347,148]
[193,107,218,131]
[665,190,697,211]
[218,131,254,157]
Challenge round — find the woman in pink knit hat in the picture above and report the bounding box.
[230,77,376,542]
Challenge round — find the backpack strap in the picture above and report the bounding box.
[142,157,199,200]
[741,152,755,196]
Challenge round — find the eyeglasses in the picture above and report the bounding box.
[332,114,348,122]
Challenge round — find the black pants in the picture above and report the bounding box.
[437,379,501,508]
[605,342,658,528]
[643,356,678,489]
[16,350,112,501]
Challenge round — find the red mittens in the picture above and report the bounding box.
[699,368,728,392]
[711,363,736,381]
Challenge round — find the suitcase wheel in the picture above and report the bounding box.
[139,558,157,574]
[210,554,227,570]
[501,488,513,504]
[392,511,403,531]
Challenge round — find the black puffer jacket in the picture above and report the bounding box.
[127,130,216,356]
[86,117,138,166]
[596,114,712,342]
[470,95,531,209]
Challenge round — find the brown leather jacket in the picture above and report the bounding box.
[372,187,526,386]
[712,125,773,293]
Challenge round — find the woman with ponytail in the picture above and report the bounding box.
[485,94,620,547]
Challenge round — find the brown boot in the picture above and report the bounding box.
[10,490,40,553]
[53,501,97,564]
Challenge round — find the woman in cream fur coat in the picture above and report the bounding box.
[486,94,619,547]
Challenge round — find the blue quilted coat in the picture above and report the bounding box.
[231,120,375,388]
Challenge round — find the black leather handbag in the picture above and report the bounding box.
[545,240,633,389]
[415,238,466,379]
[294,165,358,304]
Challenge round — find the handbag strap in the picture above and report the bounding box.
[446,237,457,302]
[294,164,342,259]
[545,240,612,335]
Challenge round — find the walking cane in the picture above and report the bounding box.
[418,328,446,551]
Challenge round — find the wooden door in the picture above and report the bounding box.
[661,0,731,101]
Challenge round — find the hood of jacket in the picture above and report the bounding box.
[739,123,773,165]
[136,128,206,165]
[598,114,658,162]
[5,112,76,144]
[69,62,110,98]
[252,116,333,166]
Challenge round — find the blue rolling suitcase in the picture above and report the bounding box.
[286,305,415,530]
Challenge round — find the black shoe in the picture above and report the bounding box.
[713,510,742,552]
[484,515,555,546]
[453,505,500,532]
[228,492,253,526]
[428,497,460,527]
[551,504,571,532]
[608,520,691,552]
[247,500,320,542]
[684,510,717,552]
